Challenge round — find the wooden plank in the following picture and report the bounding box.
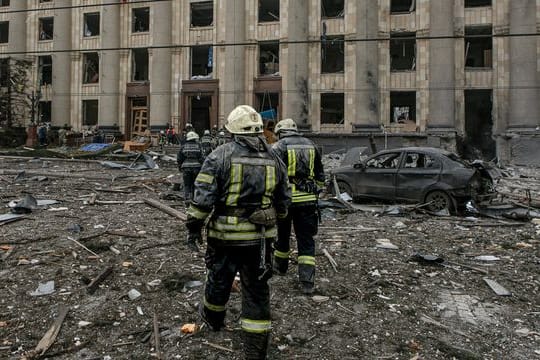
[143,198,187,221]
[153,313,162,360]
[483,278,512,296]
[87,266,114,294]
[24,306,69,359]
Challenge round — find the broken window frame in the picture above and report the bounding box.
[132,7,150,33]
[190,45,213,78]
[390,91,416,124]
[321,35,345,74]
[82,52,100,84]
[321,0,345,19]
[258,0,280,23]
[83,12,100,38]
[38,55,52,86]
[0,1,9,8]
[0,21,8,44]
[258,41,280,76]
[366,153,401,169]
[403,152,440,169]
[465,26,492,69]
[82,99,99,126]
[390,32,416,72]
[39,17,54,41]
[38,101,52,123]
[190,1,214,28]
[131,48,149,82]
[464,0,492,8]
[390,0,416,14]
[320,93,345,125]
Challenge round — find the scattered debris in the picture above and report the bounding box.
[87,265,114,294]
[181,323,198,334]
[29,281,55,296]
[23,306,69,359]
[483,278,512,296]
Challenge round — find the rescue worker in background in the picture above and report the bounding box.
[216,130,227,147]
[186,105,290,359]
[271,118,325,295]
[200,129,214,157]
[177,131,204,207]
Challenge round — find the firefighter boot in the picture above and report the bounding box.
[243,331,270,360]
[198,302,225,331]
[272,255,288,276]
[298,264,315,295]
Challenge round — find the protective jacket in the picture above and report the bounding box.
[177,141,204,170]
[187,136,290,246]
[271,132,325,205]
[200,134,214,157]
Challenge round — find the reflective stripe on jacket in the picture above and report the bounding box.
[177,141,204,169]
[272,133,325,204]
[187,136,290,244]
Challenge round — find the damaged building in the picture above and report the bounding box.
[0,0,538,164]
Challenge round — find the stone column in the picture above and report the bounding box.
[353,0,380,130]
[51,0,72,127]
[100,1,121,132]
[281,0,310,128]
[149,1,172,131]
[508,0,539,129]
[216,0,246,118]
[7,1,26,56]
[428,0,455,130]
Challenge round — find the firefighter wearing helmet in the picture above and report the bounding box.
[177,131,204,208]
[186,105,290,359]
[271,118,325,294]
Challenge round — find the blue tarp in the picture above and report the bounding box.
[80,143,112,152]
[259,109,277,121]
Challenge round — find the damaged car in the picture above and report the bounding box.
[331,147,497,213]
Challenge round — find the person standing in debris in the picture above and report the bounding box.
[177,131,204,205]
[200,129,213,157]
[186,105,290,359]
[271,118,325,294]
[37,123,47,146]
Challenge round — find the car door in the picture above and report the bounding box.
[396,151,441,202]
[355,152,402,200]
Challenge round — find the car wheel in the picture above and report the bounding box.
[424,190,453,213]
[336,181,353,197]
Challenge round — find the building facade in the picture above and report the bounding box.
[0,0,538,163]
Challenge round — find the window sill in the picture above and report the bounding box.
[82,83,99,86]
[190,26,213,30]
[131,31,150,35]
[38,39,54,43]
[83,35,100,39]
[390,69,416,73]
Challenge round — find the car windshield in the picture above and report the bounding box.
[444,153,470,168]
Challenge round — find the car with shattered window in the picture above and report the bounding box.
[331,147,498,213]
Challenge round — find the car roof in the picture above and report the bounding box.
[375,147,453,156]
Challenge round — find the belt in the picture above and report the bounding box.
[214,206,254,218]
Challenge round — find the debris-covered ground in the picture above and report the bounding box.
[0,151,539,359]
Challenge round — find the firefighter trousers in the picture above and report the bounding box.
[274,203,318,284]
[181,167,200,202]
[201,239,273,358]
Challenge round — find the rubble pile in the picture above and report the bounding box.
[0,155,539,359]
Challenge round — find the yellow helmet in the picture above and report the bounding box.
[225,105,263,134]
[186,131,199,141]
[274,118,297,134]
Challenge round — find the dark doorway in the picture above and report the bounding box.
[190,95,211,135]
[464,89,495,160]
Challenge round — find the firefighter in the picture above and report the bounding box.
[186,105,290,359]
[271,118,325,294]
[177,131,204,208]
[200,129,213,157]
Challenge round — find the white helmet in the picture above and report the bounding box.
[186,131,199,141]
[274,118,297,135]
[203,130,210,135]
[225,105,263,134]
